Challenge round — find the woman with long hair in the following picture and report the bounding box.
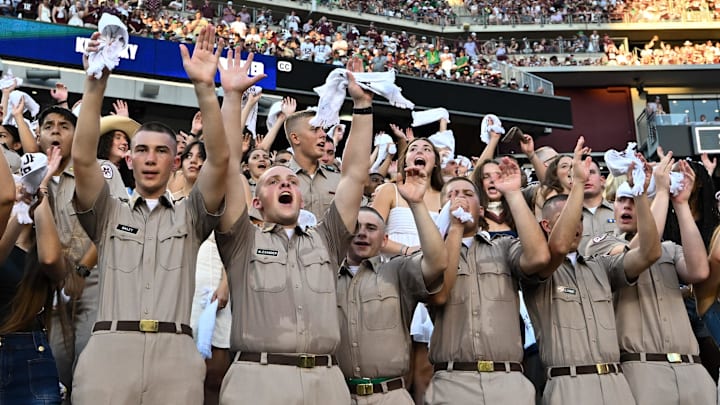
[172,140,206,201]
[0,147,69,404]
[371,136,444,405]
[471,159,516,237]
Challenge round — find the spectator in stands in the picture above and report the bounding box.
[221,1,235,24]
[200,0,214,19]
[36,0,50,22]
[51,0,67,23]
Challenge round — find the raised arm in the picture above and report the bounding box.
[217,49,265,232]
[543,137,590,278]
[520,134,547,182]
[335,60,374,232]
[397,164,447,286]
[257,97,296,151]
[11,98,39,153]
[73,31,110,211]
[179,25,229,213]
[477,129,501,164]
[621,161,661,279]
[494,156,550,275]
[35,146,68,281]
[670,161,708,283]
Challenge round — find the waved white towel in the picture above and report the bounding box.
[604,142,647,196]
[298,209,317,230]
[86,14,129,79]
[435,200,474,239]
[0,69,23,90]
[3,91,40,126]
[309,69,414,128]
[371,133,394,173]
[196,287,218,359]
[456,155,472,170]
[411,107,450,127]
[480,114,505,144]
[242,86,261,135]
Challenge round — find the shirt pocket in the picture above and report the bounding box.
[447,266,471,305]
[476,259,514,302]
[552,288,585,330]
[158,224,189,271]
[360,284,401,331]
[108,229,143,273]
[249,254,288,293]
[590,290,616,330]
[300,249,334,293]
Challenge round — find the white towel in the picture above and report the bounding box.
[615,171,685,199]
[309,69,414,128]
[604,143,647,196]
[12,152,48,224]
[86,14,129,79]
[411,107,450,127]
[0,69,23,90]
[2,91,40,126]
[242,86,261,135]
[480,114,505,144]
[455,155,472,170]
[196,287,218,359]
[265,100,282,130]
[298,209,317,230]
[370,133,394,173]
[434,200,474,238]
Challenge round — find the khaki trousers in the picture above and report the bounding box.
[542,372,635,405]
[430,370,535,405]
[622,361,716,405]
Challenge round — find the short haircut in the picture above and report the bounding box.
[542,194,569,220]
[283,110,315,143]
[38,106,77,128]
[441,176,480,199]
[359,206,386,227]
[132,121,178,152]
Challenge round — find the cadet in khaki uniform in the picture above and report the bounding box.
[579,159,615,255]
[35,106,128,394]
[215,56,373,404]
[336,169,447,404]
[70,27,230,404]
[286,111,341,220]
[523,138,661,405]
[428,161,551,405]
[586,156,716,404]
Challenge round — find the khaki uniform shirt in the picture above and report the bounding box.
[429,234,526,364]
[586,236,699,356]
[288,158,340,220]
[578,200,615,256]
[216,203,351,355]
[336,254,431,378]
[51,161,127,264]
[75,184,221,323]
[522,253,629,367]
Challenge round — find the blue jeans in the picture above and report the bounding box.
[0,330,62,405]
[701,300,720,347]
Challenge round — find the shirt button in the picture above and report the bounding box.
[146,236,153,240]
[298,306,303,310]
[475,332,480,337]
[144,309,149,314]
[591,338,596,343]
[355,367,361,372]
[472,311,478,316]
[351,321,356,325]
[352,342,358,347]
[296,283,301,288]
[145,283,151,289]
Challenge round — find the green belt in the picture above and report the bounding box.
[347,377,392,385]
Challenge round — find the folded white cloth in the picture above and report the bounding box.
[0,69,23,90]
[409,303,433,344]
[428,130,455,154]
[298,209,317,230]
[327,123,346,141]
[265,100,283,130]
[411,107,449,127]
[12,152,48,224]
[435,200,474,238]
[86,14,129,79]
[604,142,646,196]
[371,133,395,173]
[2,91,40,126]
[456,155,472,170]
[480,114,505,144]
[615,171,685,199]
[242,86,261,135]
[309,69,414,128]
[196,287,218,359]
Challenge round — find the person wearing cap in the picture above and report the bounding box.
[337,170,446,404]
[69,27,230,404]
[97,114,141,191]
[585,155,716,404]
[215,56,372,404]
[428,157,550,404]
[523,138,661,405]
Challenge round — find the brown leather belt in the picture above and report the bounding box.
[548,363,622,377]
[236,352,336,368]
[433,361,524,373]
[620,352,701,364]
[92,321,192,337]
[347,377,405,396]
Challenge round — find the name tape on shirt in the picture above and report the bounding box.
[117,224,139,234]
[557,286,577,295]
[257,248,279,256]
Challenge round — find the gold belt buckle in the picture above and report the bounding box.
[356,382,374,396]
[596,363,611,375]
[139,320,159,333]
[298,354,316,368]
[477,361,494,372]
[666,353,682,363]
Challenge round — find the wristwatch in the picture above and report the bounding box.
[75,264,91,278]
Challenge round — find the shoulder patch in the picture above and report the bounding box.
[101,162,114,179]
[322,164,339,173]
[592,234,608,243]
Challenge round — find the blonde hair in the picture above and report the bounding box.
[603,173,627,202]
